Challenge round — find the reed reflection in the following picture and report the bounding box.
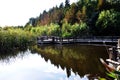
[0,47,28,63]
[30,44,109,79]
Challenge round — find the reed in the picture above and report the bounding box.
[0,28,35,51]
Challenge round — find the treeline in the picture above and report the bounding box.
[26,0,120,36]
[28,23,88,38]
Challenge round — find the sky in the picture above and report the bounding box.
[0,0,78,27]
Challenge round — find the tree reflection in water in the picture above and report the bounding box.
[30,44,109,79]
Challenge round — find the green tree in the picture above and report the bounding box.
[71,22,89,37]
[96,9,120,36]
[62,22,72,38]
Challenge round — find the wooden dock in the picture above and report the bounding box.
[37,36,120,45]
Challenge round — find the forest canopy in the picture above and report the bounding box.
[25,0,120,36]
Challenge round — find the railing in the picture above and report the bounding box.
[37,36,120,44]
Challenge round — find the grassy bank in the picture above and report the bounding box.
[0,28,36,51]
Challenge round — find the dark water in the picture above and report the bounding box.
[0,44,108,80]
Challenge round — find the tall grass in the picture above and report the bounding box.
[0,28,35,51]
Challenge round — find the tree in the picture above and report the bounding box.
[71,22,89,37]
[59,2,64,9]
[65,0,70,8]
[97,0,105,10]
[40,10,50,25]
[76,10,82,23]
[64,3,78,24]
[96,9,120,36]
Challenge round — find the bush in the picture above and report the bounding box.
[30,23,59,37]
[62,22,89,38]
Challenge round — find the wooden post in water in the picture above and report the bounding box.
[52,36,55,44]
[117,39,120,48]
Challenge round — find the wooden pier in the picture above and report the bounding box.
[37,36,120,45]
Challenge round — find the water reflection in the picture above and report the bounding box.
[0,46,87,80]
[30,44,109,79]
[0,44,109,80]
[0,47,27,63]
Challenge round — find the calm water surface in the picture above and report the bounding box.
[0,44,108,80]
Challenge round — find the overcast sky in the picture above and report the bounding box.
[0,0,78,27]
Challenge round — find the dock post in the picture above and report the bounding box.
[52,36,55,44]
[117,39,120,48]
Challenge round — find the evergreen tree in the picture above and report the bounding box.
[59,2,64,9]
[65,0,70,8]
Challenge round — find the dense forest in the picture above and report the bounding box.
[25,0,120,37]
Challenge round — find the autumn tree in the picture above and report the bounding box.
[64,3,78,24]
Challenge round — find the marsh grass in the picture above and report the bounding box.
[0,28,35,51]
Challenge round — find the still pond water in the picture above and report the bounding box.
[0,44,108,80]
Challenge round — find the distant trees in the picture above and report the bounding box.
[59,2,64,9]
[29,18,36,26]
[25,0,120,36]
[65,0,70,8]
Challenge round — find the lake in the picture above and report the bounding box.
[0,44,109,80]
